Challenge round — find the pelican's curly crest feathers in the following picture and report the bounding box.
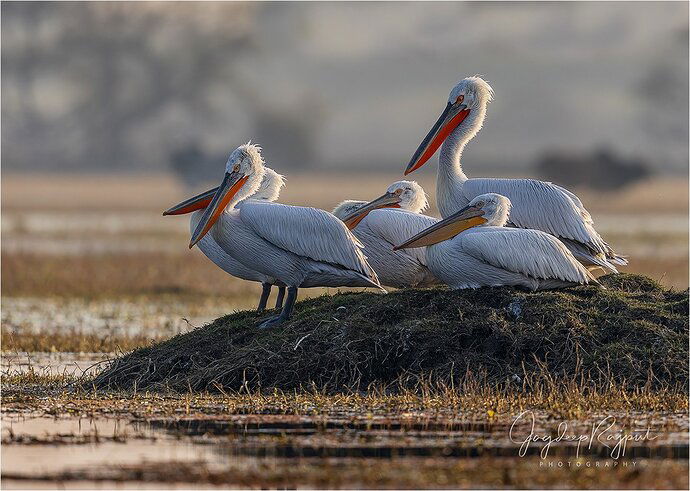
[449,75,495,110]
[406,180,429,213]
[236,141,265,166]
[224,141,267,206]
[466,75,495,104]
[387,180,429,213]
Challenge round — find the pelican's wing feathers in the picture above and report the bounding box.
[238,200,380,283]
[457,227,595,284]
[360,209,439,265]
[462,178,613,257]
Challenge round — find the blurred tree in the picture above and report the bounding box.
[2,2,685,177]
[2,2,326,180]
[2,2,257,172]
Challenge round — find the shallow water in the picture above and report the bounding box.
[1,414,226,477]
[2,348,688,489]
[2,407,687,488]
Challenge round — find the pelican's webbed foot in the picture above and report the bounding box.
[257,315,284,329]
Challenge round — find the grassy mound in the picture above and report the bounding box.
[94,274,688,393]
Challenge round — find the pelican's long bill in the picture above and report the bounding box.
[404,102,471,175]
[341,192,402,230]
[394,203,486,250]
[162,187,219,216]
[189,171,248,248]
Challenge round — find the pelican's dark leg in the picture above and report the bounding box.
[258,286,297,329]
[274,286,286,309]
[257,282,271,312]
[280,286,298,319]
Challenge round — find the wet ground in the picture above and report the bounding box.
[2,297,223,339]
[2,355,688,489]
[3,407,688,488]
[2,415,223,481]
[1,352,111,376]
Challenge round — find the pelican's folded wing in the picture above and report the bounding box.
[462,178,612,257]
[458,228,594,283]
[361,209,439,265]
[238,200,379,283]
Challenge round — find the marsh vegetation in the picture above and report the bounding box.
[2,371,688,488]
[2,174,688,488]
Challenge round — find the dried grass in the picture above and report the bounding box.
[0,326,165,353]
[1,251,259,298]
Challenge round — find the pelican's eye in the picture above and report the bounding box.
[474,201,485,208]
[233,164,240,173]
[394,188,403,195]
[456,94,464,104]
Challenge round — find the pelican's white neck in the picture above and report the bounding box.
[435,106,487,217]
[225,169,265,213]
[247,168,284,202]
[438,106,487,180]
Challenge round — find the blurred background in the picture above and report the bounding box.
[2,2,688,341]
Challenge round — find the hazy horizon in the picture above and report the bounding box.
[2,2,688,180]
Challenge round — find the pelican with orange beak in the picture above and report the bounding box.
[188,143,383,328]
[394,193,596,290]
[163,166,288,312]
[404,76,626,273]
[332,181,440,288]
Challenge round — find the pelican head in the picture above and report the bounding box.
[332,200,367,221]
[340,180,428,230]
[405,76,494,175]
[394,193,509,250]
[469,193,511,226]
[188,142,266,248]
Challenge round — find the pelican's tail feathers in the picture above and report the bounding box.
[357,272,387,293]
[562,238,620,274]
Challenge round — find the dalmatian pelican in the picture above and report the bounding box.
[331,181,440,288]
[404,76,626,273]
[189,143,383,328]
[395,193,596,290]
[163,167,287,312]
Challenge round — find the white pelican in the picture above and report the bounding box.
[403,76,626,273]
[163,168,287,312]
[331,181,440,288]
[189,143,383,328]
[395,193,596,290]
